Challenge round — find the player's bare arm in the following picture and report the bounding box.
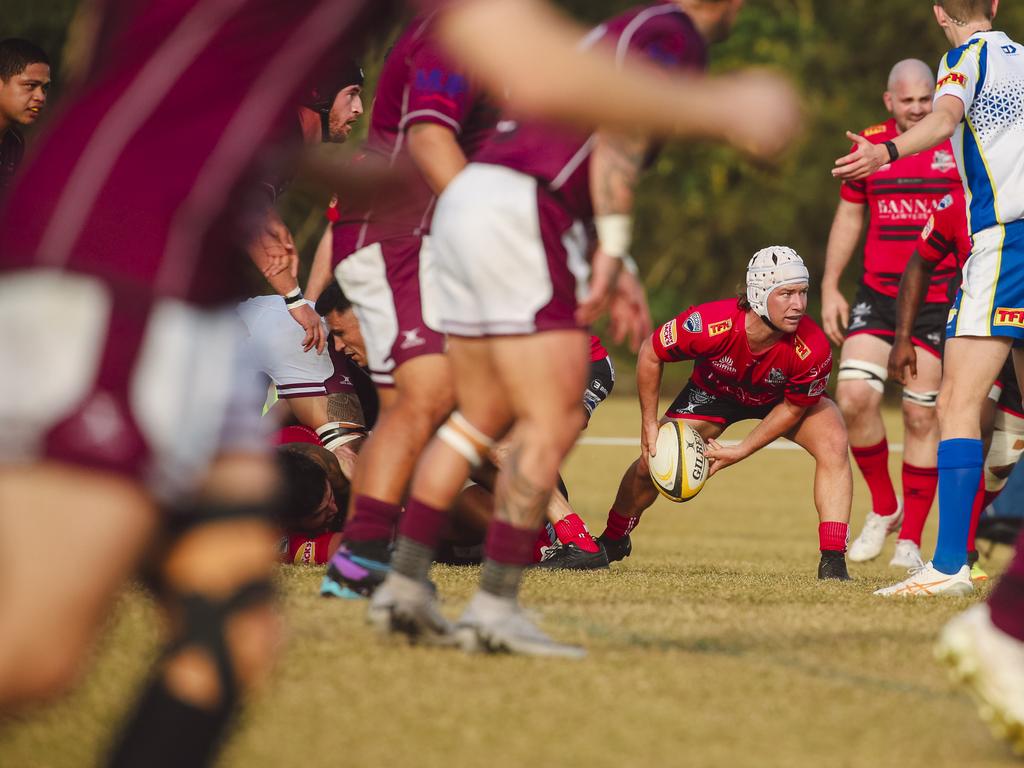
[435,0,802,158]
[820,199,866,346]
[636,336,665,464]
[889,253,938,385]
[833,96,964,181]
[304,224,333,302]
[706,399,807,476]
[406,123,468,196]
[251,207,298,279]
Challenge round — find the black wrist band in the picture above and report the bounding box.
[285,290,304,307]
[884,140,899,163]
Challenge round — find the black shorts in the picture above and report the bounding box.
[846,283,947,356]
[664,381,774,427]
[583,356,615,419]
[995,358,1024,417]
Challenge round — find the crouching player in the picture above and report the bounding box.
[600,247,853,579]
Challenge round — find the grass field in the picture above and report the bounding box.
[0,399,1017,768]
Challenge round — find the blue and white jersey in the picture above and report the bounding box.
[935,31,1024,234]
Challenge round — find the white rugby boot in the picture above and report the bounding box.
[873,561,973,597]
[889,538,923,569]
[848,503,904,562]
[936,604,1024,755]
[367,572,457,647]
[455,590,586,659]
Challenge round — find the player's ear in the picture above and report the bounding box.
[882,90,894,113]
[932,3,947,27]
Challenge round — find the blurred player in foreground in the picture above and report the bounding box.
[369,0,789,659]
[0,0,800,761]
[823,59,962,569]
[834,0,1024,754]
[592,248,852,580]
[0,38,49,194]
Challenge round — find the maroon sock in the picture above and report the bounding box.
[990,526,1024,641]
[602,508,641,540]
[343,494,402,543]
[900,463,938,545]
[397,497,449,550]
[819,521,849,552]
[851,440,898,516]
[967,475,986,553]
[555,513,599,553]
[982,488,1000,509]
[485,520,540,565]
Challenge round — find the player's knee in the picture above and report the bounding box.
[902,396,938,437]
[836,361,886,414]
[438,411,498,469]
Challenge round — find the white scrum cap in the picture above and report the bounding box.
[746,246,809,320]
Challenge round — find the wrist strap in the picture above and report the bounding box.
[884,140,899,163]
[284,287,304,308]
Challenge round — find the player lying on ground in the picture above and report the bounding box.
[822,59,962,568]
[580,248,853,580]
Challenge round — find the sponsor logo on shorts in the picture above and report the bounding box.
[683,311,703,334]
[794,335,811,360]
[708,318,733,337]
[713,355,737,375]
[921,214,936,241]
[995,307,1024,328]
[660,320,678,347]
[680,387,716,415]
[948,307,959,324]
[931,149,956,173]
[399,328,427,350]
[926,331,942,346]
[767,367,786,385]
[808,377,829,397]
[937,71,967,89]
[848,302,871,331]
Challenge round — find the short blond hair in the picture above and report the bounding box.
[936,0,994,24]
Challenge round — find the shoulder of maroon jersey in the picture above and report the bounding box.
[860,119,896,142]
[609,4,707,69]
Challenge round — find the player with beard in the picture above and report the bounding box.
[0,39,49,194]
[369,0,775,657]
[822,60,962,569]
[592,249,851,580]
[0,0,801,762]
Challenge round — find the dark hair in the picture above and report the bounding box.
[303,59,364,111]
[315,281,352,316]
[937,0,994,22]
[0,39,49,82]
[276,448,328,526]
[736,284,751,310]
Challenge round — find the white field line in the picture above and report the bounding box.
[578,436,904,452]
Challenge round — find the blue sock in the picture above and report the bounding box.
[932,438,983,575]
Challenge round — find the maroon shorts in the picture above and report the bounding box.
[0,271,268,500]
[334,235,445,386]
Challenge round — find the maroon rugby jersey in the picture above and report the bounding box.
[840,119,961,301]
[0,0,428,306]
[0,126,25,197]
[652,299,833,409]
[474,3,707,221]
[333,13,496,259]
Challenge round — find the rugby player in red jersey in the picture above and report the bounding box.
[371,0,777,657]
[0,0,802,758]
[821,60,962,567]
[0,39,49,195]
[594,248,853,580]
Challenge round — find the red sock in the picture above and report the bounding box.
[967,475,986,553]
[532,525,554,562]
[602,508,641,540]
[344,494,402,543]
[851,440,898,516]
[819,521,849,552]
[554,513,599,553]
[899,463,938,545]
[397,497,448,549]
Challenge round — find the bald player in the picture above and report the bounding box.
[822,59,962,569]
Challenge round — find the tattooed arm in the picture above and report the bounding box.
[327,392,365,427]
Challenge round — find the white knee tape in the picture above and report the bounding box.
[316,421,368,451]
[984,426,1024,492]
[438,412,495,468]
[903,389,939,408]
[837,360,887,393]
[450,411,496,450]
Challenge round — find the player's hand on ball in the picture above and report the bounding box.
[720,70,803,161]
[705,439,744,477]
[639,419,660,471]
[288,302,326,354]
[820,287,850,347]
[832,132,889,181]
[888,336,917,385]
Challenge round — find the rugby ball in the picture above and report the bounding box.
[648,421,709,503]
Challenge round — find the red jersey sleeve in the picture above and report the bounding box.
[279,531,337,565]
[918,192,971,268]
[651,305,731,363]
[404,32,476,135]
[784,324,833,408]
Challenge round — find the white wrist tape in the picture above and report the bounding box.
[595,214,633,259]
[316,421,367,451]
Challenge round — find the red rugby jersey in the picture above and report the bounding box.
[918,191,972,277]
[589,334,608,362]
[840,119,961,301]
[652,299,832,408]
[279,531,338,565]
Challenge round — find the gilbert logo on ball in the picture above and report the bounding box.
[648,421,709,503]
